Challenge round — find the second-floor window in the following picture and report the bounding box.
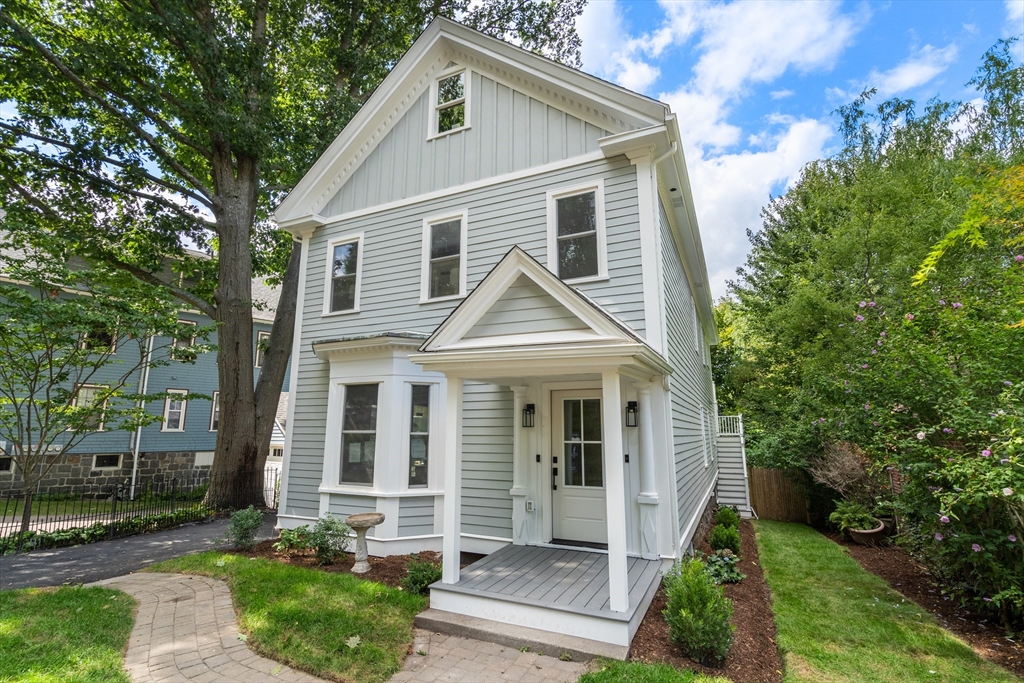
[408,384,430,487]
[421,212,467,301]
[162,389,188,432]
[173,320,197,349]
[325,235,362,314]
[209,391,220,431]
[80,326,116,353]
[340,384,378,485]
[72,383,108,431]
[255,330,271,368]
[547,182,607,282]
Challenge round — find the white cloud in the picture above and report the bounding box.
[1006,0,1024,27]
[867,43,959,96]
[577,1,662,92]
[770,89,795,100]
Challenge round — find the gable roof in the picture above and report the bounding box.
[273,17,668,228]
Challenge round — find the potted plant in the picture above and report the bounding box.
[829,500,885,545]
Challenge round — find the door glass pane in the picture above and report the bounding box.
[429,256,460,299]
[564,442,583,486]
[341,433,375,485]
[343,385,378,431]
[584,443,603,487]
[556,192,596,236]
[557,234,598,280]
[582,399,601,441]
[430,220,461,259]
[563,400,582,441]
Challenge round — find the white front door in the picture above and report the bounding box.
[551,390,607,545]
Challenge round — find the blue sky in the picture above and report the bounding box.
[575,0,1024,300]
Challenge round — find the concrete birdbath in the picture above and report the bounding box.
[345,512,385,574]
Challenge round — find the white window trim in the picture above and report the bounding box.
[92,453,122,470]
[419,209,469,303]
[72,383,108,432]
[209,391,220,432]
[254,330,271,368]
[427,64,472,141]
[161,389,188,432]
[172,319,198,349]
[546,180,608,284]
[321,232,365,317]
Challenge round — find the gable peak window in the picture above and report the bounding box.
[548,183,607,282]
[422,212,467,301]
[432,66,468,137]
[324,235,362,315]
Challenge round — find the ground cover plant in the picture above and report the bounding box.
[148,551,425,683]
[756,520,1015,682]
[580,660,729,682]
[0,585,135,682]
[701,550,746,585]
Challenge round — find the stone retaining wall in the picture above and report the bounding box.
[0,451,211,494]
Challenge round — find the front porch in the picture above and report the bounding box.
[425,544,665,657]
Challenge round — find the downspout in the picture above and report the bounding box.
[130,334,155,499]
[653,141,678,167]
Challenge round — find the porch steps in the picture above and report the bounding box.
[414,608,629,661]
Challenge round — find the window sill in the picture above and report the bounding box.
[321,307,361,318]
[419,294,465,305]
[560,274,609,285]
[160,429,185,433]
[318,485,443,498]
[427,125,471,142]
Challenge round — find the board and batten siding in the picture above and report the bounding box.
[660,197,717,547]
[399,496,436,537]
[463,275,590,339]
[460,381,513,538]
[322,71,612,217]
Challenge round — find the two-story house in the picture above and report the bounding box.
[0,275,289,494]
[272,18,720,656]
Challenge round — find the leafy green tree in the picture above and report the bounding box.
[0,0,586,506]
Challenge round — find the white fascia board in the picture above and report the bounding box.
[598,125,671,159]
[410,341,673,376]
[312,336,425,360]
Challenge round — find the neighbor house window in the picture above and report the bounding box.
[408,385,430,487]
[547,182,607,281]
[173,320,197,349]
[72,383,108,431]
[0,457,12,472]
[421,211,467,301]
[431,66,468,136]
[80,326,116,353]
[209,391,220,431]
[271,447,283,459]
[254,330,271,368]
[162,389,188,432]
[93,454,121,470]
[340,384,379,485]
[324,234,363,314]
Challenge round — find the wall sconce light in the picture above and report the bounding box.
[522,404,535,428]
[625,401,639,428]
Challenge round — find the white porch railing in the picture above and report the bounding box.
[718,414,743,435]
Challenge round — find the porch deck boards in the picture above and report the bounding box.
[442,544,662,620]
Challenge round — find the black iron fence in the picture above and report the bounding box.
[0,467,280,554]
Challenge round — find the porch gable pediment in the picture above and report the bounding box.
[421,247,640,353]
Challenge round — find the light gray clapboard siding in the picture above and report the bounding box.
[322,71,612,217]
[463,274,590,339]
[398,496,436,537]
[716,435,750,512]
[660,197,717,544]
[460,381,513,538]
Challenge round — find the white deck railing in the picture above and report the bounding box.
[718,414,743,436]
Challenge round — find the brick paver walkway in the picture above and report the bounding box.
[390,628,589,682]
[91,573,324,682]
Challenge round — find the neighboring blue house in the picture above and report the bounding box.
[0,277,290,493]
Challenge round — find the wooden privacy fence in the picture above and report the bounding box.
[747,467,809,523]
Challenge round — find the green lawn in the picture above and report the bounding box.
[148,551,426,683]
[755,521,1015,682]
[580,660,729,682]
[0,586,135,683]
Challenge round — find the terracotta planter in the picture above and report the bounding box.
[848,518,886,546]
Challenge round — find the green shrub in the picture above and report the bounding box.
[310,514,351,565]
[401,554,442,594]
[828,500,877,536]
[702,550,745,584]
[714,507,740,529]
[273,525,313,553]
[227,506,263,551]
[662,558,734,664]
[708,525,741,554]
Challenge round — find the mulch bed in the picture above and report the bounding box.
[827,532,1024,678]
[630,520,783,683]
[237,539,440,590]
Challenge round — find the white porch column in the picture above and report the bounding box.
[601,369,629,613]
[635,382,660,560]
[442,375,464,584]
[509,385,530,545]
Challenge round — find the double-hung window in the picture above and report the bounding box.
[340,384,379,485]
[162,389,188,432]
[408,385,430,487]
[324,235,363,314]
[173,320,197,349]
[209,391,220,431]
[547,182,607,282]
[254,330,271,368]
[431,65,468,137]
[421,212,467,301]
[80,327,116,353]
[72,383,108,431]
